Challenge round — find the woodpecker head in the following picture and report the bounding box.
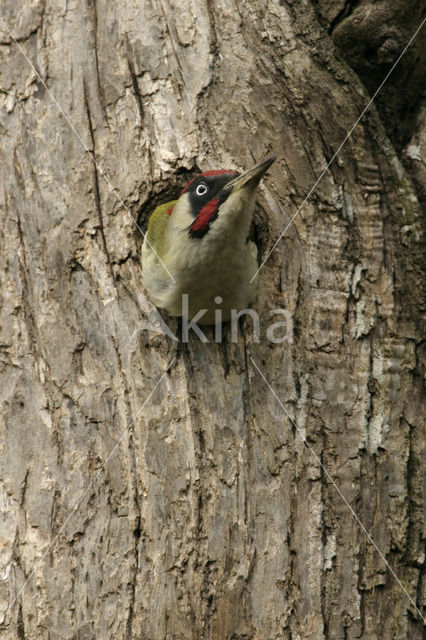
[165,155,276,256]
[142,155,276,320]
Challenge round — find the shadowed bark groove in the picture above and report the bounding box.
[0,1,424,639]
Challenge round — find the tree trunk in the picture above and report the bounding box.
[0,1,424,639]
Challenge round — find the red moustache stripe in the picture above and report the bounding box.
[191,197,220,232]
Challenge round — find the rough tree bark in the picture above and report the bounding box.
[0,1,424,639]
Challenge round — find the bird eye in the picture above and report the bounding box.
[196,183,208,196]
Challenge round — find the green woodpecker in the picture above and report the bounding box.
[141,155,276,325]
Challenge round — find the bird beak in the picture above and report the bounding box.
[225,154,276,193]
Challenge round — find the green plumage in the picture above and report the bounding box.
[146,200,177,258]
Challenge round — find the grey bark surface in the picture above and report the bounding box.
[0,1,424,639]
